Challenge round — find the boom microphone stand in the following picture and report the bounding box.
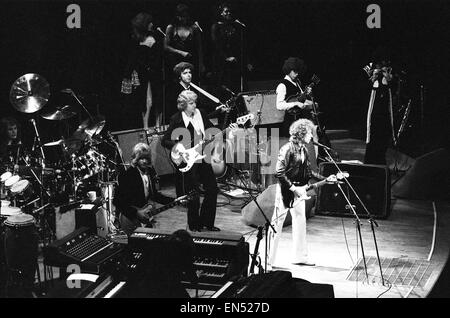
[316,141,385,286]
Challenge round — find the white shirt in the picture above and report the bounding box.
[138,169,150,199]
[276,75,304,111]
[182,108,205,136]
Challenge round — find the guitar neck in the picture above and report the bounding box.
[306,178,328,191]
[148,197,184,217]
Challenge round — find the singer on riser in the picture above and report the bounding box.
[211,3,252,99]
[164,4,204,85]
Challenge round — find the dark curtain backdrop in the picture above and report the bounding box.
[0,0,448,156]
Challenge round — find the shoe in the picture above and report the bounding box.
[204,226,221,232]
[293,261,315,266]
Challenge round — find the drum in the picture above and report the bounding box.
[4,175,20,188]
[1,171,13,198]
[75,149,103,180]
[4,213,39,288]
[1,171,12,183]
[1,206,22,217]
[10,179,34,203]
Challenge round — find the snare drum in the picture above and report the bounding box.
[4,213,39,287]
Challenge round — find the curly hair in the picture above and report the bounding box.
[177,90,197,111]
[289,118,314,143]
[131,142,152,166]
[131,12,153,42]
[282,57,307,75]
[173,62,194,78]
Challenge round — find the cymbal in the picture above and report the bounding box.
[78,115,106,137]
[9,73,50,113]
[41,105,77,121]
[43,139,64,147]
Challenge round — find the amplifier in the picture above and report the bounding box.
[111,126,175,175]
[316,162,391,219]
[240,90,284,125]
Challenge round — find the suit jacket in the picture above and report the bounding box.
[113,166,173,220]
[161,109,216,151]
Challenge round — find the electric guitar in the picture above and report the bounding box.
[292,171,349,208]
[286,74,320,115]
[120,191,196,235]
[171,113,254,173]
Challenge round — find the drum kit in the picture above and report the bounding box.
[1,73,122,241]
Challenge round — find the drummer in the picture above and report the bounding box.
[0,117,23,166]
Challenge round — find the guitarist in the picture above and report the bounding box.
[162,90,235,232]
[113,142,174,235]
[268,119,335,268]
[276,57,314,138]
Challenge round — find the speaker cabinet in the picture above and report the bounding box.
[316,162,391,219]
[241,90,284,125]
[111,128,175,176]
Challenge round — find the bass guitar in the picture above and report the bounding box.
[171,113,254,173]
[120,191,196,235]
[292,171,349,208]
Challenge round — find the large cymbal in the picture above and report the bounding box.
[41,105,77,120]
[78,115,106,137]
[9,73,50,113]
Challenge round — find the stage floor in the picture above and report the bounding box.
[153,137,450,298]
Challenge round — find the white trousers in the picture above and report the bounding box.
[268,184,308,265]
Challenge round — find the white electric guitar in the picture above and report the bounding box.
[171,113,254,173]
[292,171,349,207]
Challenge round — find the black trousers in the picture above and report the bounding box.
[177,161,218,229]
[364,113,391,165]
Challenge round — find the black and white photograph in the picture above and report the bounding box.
[0,0,449,301]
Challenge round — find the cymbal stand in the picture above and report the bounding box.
[68,89,94,121]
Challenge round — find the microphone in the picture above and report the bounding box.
[194,21,203,32]
[156,27,166,37]
[221,85,236,96]
[61,88,73,94]
[312,140,332,150]
[234,19,246,28]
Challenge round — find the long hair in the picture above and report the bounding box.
[130,142,152,167]
[172,3,193,26]
[131,12,153,42]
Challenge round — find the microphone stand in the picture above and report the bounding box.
[320,145,385,286]
[226,164,276,273]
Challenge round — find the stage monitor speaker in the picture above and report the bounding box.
[241,184,317,227]
[316,162,390,219]
[392,148,450,200]
[111,128,175,175]
[241,90,284,125]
